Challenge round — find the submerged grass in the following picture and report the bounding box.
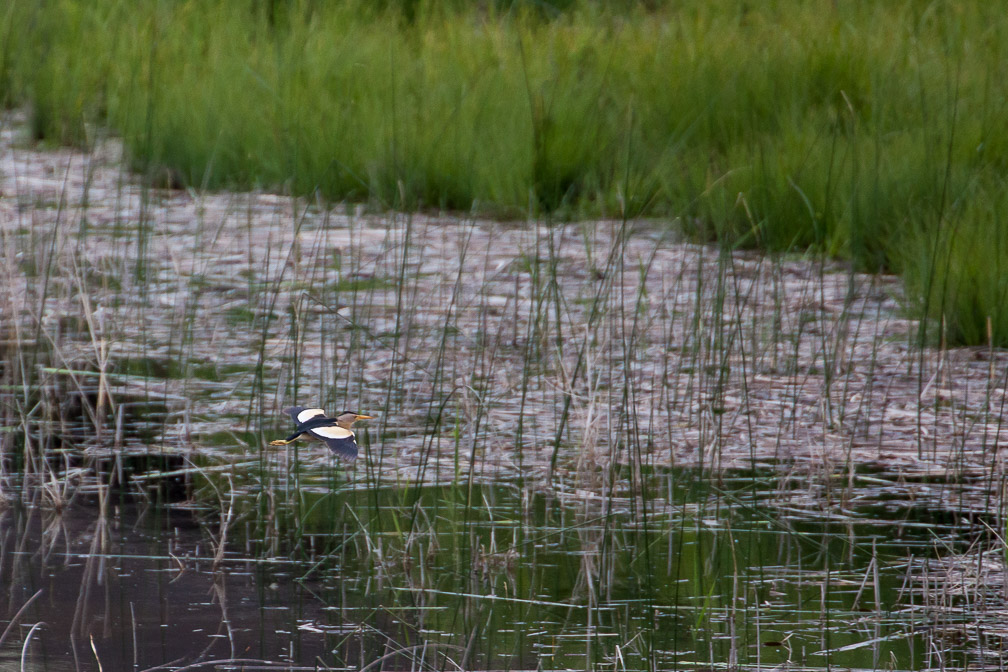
[4,0,1008,344]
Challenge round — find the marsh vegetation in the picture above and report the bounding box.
[5,0,1008,346]
[2,1,1008,670]
[1,107,1007,669]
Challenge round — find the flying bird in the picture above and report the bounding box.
[269,406,373,461]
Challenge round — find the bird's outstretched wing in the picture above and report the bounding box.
[307,424,359,461]
[285,407,327,425]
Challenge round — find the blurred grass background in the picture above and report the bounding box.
[3,0,1007,345]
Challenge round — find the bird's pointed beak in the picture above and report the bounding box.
[355,414,374,420]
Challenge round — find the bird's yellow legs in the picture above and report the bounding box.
[269,438,294,446]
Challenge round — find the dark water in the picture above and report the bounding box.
[0,471,972,671]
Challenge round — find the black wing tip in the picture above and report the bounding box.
[283,406,305,420]
[327,439,359,462]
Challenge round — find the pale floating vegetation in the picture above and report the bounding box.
[1,108,1007,668]
[910,538,1008,666]
[2,110,1006,506]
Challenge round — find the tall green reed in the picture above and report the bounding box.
[8,0,1008,344]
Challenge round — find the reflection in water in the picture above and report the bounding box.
[0,505,365,670]
[0,475,974,670]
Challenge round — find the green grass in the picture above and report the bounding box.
[5,0,1008,344]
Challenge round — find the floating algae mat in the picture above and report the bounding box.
[0,471,977,671]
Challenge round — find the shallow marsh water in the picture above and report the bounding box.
[2,114,1007,670]
[0,472,979,671]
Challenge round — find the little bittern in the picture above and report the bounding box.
[269,406,374,461]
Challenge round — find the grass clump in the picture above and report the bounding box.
[6,0,1008,344]
[902,184,1008,347]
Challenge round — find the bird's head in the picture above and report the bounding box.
[335,411,374,428]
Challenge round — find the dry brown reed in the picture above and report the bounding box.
[1,109,1006,516]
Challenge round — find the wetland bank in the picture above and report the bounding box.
[2,1,1008,668]
[2,113,1007,670]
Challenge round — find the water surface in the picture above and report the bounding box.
[0,471,971,671]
